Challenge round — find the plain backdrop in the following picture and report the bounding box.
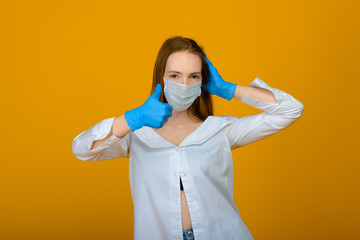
[1,0,359,239]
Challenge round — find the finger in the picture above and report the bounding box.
[202,83,209,92]
[151,83,162,100]
[211,65,220,74]
[164,103,173,113]
[165,108,172,117]
[203,53,213,67]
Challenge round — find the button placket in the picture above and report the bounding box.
[186,229,193,237]
[176,147,184,176]
[175,146,183,236]
[175,147,181,177]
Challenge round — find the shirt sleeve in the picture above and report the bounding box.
[72,117,131,161]
[225,77,305,150]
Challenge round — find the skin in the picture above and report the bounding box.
[162,50,203,127]
[156,50,203,230]
[93,51,278,231]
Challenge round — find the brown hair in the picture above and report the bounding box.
[150,36,214,122]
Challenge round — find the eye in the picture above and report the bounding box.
[192,75,201,79]
[170,74,177,78]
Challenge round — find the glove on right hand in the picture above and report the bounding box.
[125,83,173,132]
[202,51,237,101]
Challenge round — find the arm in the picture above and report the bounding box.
[233,84,277,103]
[90,114,131,150]
[73,83,173,161]
[225,77,305,150]
[201,52,304,149]
[72,116,131,161]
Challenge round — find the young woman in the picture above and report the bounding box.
[72,36,304,240]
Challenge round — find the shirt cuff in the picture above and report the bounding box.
[89,117,123,152]
[240,77,304,118]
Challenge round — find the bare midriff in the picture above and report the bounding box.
[153,119,203,231]
[181,189,193,230]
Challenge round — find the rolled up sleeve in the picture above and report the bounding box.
[225,77,305,150]
[72,117,131,161]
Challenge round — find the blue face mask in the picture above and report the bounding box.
[163,77,202,111]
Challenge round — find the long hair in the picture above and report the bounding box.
[150,36,213,122]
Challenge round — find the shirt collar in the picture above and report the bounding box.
[133,115,232,148]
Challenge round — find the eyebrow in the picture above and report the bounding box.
[167,70,201,74]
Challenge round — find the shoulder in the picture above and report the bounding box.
[209,115,239,124]
[202,115,240,134]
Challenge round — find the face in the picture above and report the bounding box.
[163,51,202,85]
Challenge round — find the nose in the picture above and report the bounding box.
[180,78,191,85]
[178,77,201,85]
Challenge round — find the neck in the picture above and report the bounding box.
[166,109,199,127]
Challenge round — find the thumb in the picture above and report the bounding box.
[151,83,162,100]
[202,82,209,92]
[203,53,213,68]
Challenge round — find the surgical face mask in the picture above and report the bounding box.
[163,77,202,111]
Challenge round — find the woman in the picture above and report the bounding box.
[72,36,305,240]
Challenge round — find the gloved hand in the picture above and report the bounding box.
[202,52,237,101]
[125,83,173,131]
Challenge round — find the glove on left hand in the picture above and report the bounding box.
[202,52,237,101]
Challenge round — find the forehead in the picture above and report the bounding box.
[165,51,202,73]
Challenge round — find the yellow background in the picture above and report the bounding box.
[1,0,359,239]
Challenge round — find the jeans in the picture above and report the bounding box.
[183,227,195,240]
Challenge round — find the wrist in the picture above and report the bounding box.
[216,81,236,101]
[226,82,237,101]
[113,114,131,138]
[125,107,144,132]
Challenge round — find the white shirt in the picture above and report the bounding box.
[72,77,304,240]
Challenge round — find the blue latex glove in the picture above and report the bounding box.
[125,84,173,131]
[202,52,237,101]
